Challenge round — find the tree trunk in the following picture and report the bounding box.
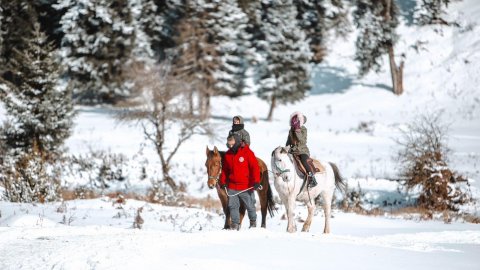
[205,93,211,118]
[388,45,404,95]
[188,90,194,115]
[198,92,211,120]
[385,0,404,96]
[154,115,178,193]
[266,95,276,121]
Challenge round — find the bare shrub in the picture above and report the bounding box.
[395,112,473,213]
[60,214,75,226]
[118,58,211,197]
[133,207,144,229]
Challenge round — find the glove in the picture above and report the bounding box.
[253,183,262,190]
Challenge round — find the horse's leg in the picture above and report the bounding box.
[302,200,316,232]
[217,186,231,229]
[286,196,297,233]
[323,191,333,234]
[257,187,267,228]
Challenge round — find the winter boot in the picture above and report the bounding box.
[230,223,240,231]
[308,172,317,188]
[249,220,256,228]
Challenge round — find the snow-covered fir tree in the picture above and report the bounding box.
[151,0,185,61]
[235,0,268,94]
[295,0,327,63]
[172,0,220,117]
[129,0,163,63]
[415,0,450,25]
[129,0,185,64]
[295,0,350,63]
[0,23,74,202]
[0,5,4,65]
[0,0,36,67]
[55,0,135,104]
[257,0,312,121]
[210,0,252,97]
[354,0,404,95]
[354,0,399,75]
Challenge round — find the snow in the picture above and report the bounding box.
[1,0,480,268]
[1,198,479,269]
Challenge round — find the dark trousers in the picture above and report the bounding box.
[227,189,257,225]
[299,154,313,175]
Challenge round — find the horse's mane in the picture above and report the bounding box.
[208,149,226,160]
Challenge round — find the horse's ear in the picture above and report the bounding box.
[206,146,210,156]
[213,146,219,154]
[284,145,291,153]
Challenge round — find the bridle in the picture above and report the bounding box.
[274,160,290,178]
[207,160,222,187]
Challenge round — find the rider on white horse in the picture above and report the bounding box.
[286,112,317,188]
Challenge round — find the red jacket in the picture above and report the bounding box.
[220,145,260,191]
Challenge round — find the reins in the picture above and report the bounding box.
[224,186,254,197]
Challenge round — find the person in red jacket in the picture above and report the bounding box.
[220,133,262,230]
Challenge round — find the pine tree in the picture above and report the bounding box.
[295,0,328,63]
[172,0,220,117]
[0,6,4,100]
[152,0,185,61]
[55,0,135,104]
[294,0,351,63]
[129,0,163,63]
[0,22,73,202]
[0,5,4,64]
[257,0,312,121]
[33,0,65,49]
[236,0,268,95]
[354,0,404,95]
[210,0,252,97]
[0,0,37,72]
[415,0,450,25]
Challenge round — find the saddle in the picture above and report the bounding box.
[292,155,325,177]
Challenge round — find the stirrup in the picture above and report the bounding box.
[308,173,317,188]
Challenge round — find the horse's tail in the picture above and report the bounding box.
[261,168,276,218]
[266,181,276,218]
[329,162,347,194]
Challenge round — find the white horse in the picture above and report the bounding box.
[271,146,346,233]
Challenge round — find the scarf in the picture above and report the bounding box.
[231,123,244,132]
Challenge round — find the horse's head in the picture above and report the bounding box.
[271,146,294,178]
[205,146,223,189]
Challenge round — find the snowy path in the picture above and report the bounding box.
[1,226,479,270]
[1,199,479,270]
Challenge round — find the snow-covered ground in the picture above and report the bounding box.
[1,198,479,270]
[1,0,480,269]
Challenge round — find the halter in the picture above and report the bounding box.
[273,160,291,181]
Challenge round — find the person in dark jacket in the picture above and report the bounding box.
[227,115,250,147]
[286,112,317,188]
[220,133,261,230]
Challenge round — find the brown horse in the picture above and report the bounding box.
[205,146,275,229]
